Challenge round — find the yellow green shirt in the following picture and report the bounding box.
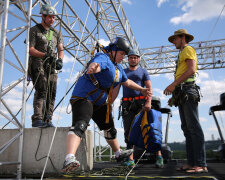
[175,46,197,80]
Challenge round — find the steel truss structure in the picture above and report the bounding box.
[0,0,32,179]
[0,0,137,178]
[0,0,225,179]
[140,39,225,74]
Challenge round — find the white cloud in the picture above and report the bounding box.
[16,81,33,92]
[198,71,209,80]
[156,0,169,7]
[117,127,125,133]
[215,111,225,117]
[199,79,225,105]
[65,71,81,83]
[207,126,218,132]
[62,68,72,73]
[170,0,225,25]
[172,109,179,116]
[153,88,163,95]
[98,39,110,46]
[196,71,209,84]
[200,117,208,122]
[170,118,181,125]
[63,54,75,63]
[113,98,121,115]
[164,73,174,80]
[121,0,132,5]
[153,88,167,101]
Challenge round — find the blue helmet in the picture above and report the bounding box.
[128,49,140,57]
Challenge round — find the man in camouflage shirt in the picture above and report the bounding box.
[29,4,64,127]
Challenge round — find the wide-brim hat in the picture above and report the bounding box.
[168,29,194,43]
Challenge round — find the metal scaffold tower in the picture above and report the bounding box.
[0,0,225,178]
[0,0,32,179]
[0,0,138,178]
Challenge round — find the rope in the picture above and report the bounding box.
[125,150,146,180]
[33,59,60,174]
[41,1,93,179]
[1,58,48,129]
[207,4,225,41]
[206,4,225,134]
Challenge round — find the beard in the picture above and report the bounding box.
[129,63,138,67]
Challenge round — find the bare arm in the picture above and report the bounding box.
[29,43,64,59]
[29,46,45,58]
[57,43,64,60]
[111,84,121,104]
[164,59,196,95]
[121,79,150,97]
[144,80,153,111]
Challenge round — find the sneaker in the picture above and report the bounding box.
[155,156,164,168]
[115,149,133,162]
[61,156,80,174]
[47,122,55,127]
[32,120,48,128]
[123,159,135,167]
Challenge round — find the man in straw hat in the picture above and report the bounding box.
[163,29,208,173]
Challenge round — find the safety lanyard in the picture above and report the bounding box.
[45,30,53,49]
[105,65,118,123]
[141,111,150,149]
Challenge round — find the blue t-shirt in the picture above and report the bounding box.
[123,67,150,97]
[72,53,128,105]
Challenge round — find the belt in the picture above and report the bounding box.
[181,81,195,86]
[122,96,146,101]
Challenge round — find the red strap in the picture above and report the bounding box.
[122,96,146,101]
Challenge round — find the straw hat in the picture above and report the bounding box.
[168,29,194,43]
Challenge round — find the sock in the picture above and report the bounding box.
[114,149,122,158]
[65,154,74,161]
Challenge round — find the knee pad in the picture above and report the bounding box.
[70,120,88,138]
[104,127,117,140]
[68,131,75,135]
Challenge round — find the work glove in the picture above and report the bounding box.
[44,51,55,63]
[55,58,63,70]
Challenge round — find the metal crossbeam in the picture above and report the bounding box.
[85,0,138,49]
[140,39,225,74]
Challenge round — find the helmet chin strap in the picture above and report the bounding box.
[110,50,117,65]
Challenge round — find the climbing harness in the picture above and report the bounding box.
[45,29,53,49]
[106,65,118,123]
[171,46,201,106]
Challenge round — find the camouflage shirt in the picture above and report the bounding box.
[29,24,63,60]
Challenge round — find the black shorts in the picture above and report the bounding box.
[72,98,115,130]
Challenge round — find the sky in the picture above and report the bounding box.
[1,0,225,148]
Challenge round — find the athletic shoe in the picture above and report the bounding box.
[61,156,80,174]
[123,159,135,167]
[155,155,164,168]
[115,149,133,162]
